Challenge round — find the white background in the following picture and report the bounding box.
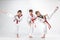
[0,0,60,40]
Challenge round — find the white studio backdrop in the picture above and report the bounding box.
[0,0,60,38]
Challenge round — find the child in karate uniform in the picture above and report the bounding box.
[28,9,36,38]
[35,11,51,38]
[13,10,23,38]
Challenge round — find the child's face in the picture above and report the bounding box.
[29,12,33,15]
[36,12,41,16]
[17,12,22,16]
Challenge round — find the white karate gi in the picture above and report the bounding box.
[28,15,36,36]
[35,17,47,35]
[14,15,22,34]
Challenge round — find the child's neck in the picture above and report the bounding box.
[30,14,33,17]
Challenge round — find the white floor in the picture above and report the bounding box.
[0,33,60,40]
[0,36,60,40]
[0,0,60,40]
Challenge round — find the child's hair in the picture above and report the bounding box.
[17,10,22,13]
[35,11,39,15]
[35,11,43,18]
[29,9,33,12]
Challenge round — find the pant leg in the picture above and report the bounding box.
[16,24,19,34]
[43,23,47,34]
[29,23,35,36]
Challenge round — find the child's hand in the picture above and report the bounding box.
[29,21,31,24]
[48,26,51,30]
[45,14,48,16]
[29,21,31,26]
[13,20,15,22]
[19,20,20,22]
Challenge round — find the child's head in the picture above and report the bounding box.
[17,10,22,15]
[29,9,33,14]
[35,11,41,16]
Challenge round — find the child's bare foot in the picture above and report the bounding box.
[41,36,45,38]
[48,26,51,30]
[41,34,45,38]
[17,34,19,38]
[29,35,33,38]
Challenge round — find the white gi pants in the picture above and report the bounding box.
[29,23,35,36]
[42,23,47,34]
[16,24,20,34]
[35,20,47,35]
